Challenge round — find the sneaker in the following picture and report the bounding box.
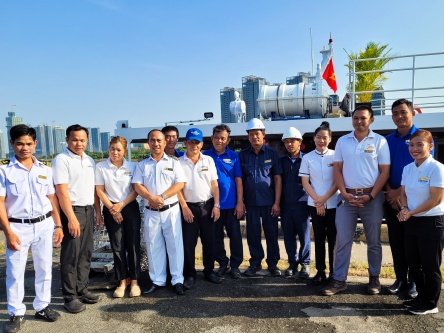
[35,306,61,322]
[403,297,422,308]
[216,265,230,277]
[408,303,439,315]
[64,299,86,313]
[5,315,25,333]
[230,267,241,279]
[80,291,102,304]
[367,276,381,295]
[113,286,126,298]
[129,285,141,298]
[298,264,310,280]
[322,279,347,296]
[243,265,261,277]
[285,262,298,277]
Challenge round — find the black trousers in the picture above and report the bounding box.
[103,200,141,281]
[405,215,444,307]
[309,206,336,273]
[182,200,215,278]
[60,205,94,302]
[385,202,414,282]
[214,208,243,269]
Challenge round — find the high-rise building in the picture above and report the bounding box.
[220,87,242,123]
[90,128,101,153]
[0,130,6,159]
[242,76,269,121]
[43,125,55,157]
[5,112,23,157]
[53,125,65,154]
[286,72,310,85]
[100,132,111,152]
[34,125,47,157]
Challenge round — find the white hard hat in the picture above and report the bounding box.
[282,127,302,141]
[246,118,265,131]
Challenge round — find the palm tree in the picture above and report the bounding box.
[345,42,394,102]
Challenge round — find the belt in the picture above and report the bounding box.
[145,201,178,212]
[186,198,214,207]
[346,187,374,194]
[9,212,52,224]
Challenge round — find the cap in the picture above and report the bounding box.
[186,128,203,142]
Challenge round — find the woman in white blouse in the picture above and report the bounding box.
[397,130,444,315]
[299,121,338,285]
[95,136,141,298]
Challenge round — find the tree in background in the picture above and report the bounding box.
[345,42,394,102]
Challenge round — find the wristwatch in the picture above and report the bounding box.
[161,193,167,200]
[214,203,221,209]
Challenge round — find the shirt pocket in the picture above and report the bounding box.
[8,177,26,196]
[35,176,50,195]
[161,169,175,183]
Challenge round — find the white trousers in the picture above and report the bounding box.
[6,217,54,315]
[144,205,184,286]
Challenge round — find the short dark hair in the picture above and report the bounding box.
[391,98,414,112]
[212,124,231,135]
[66,124,89,138]
[10,124,36,142]
[314,121,331,136]
[352,105,374,118]
[161,126,179,137]
[147,129,164,140]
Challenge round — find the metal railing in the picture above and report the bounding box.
[348,52,444,114]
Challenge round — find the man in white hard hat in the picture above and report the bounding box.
[239,118,282,277]
[279,127,311,279]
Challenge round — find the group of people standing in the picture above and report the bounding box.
[0,98,443,333]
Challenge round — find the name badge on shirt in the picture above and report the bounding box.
[364,144,375,153]
[264,159,272,163]
[124,171,132,175]
[201,167,209,172]
[164,167,173,171]
[38,175,47,180]
[405,140,410,145]
[223,159,231,164]
[418,176,429,183]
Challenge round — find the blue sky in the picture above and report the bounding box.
[1,0,443,135]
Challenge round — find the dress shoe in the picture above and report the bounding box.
[216,265,230,277]
[268,267,282,277]
[367,276,381,295]
[80,291,102,304]
[184,277,195,290]
[143,284,162,295]
[298,264,310,280]
[205,272,223,284]
[311,271,327,286]
[387,279,405,294]
[407,282,418,299]
[174,283,185,295]
[5,315,25,333]
[230,267,241,279]
[285,262,298,277]
[129,285,141,298]
[64,299,86,313]
[243,265,261,277]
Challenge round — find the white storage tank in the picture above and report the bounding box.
[257,82,329,119]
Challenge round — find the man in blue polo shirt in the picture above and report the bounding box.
[384,98,430,298]
[239,118,282,277]
[204,124,244,279]
[162,126,184,158]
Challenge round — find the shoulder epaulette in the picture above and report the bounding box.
[0,159,10,165]
[41,161,52,167]
[171,155,179,161]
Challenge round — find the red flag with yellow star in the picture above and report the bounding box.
[322,58,337,93]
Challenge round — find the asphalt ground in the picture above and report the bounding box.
[1,237,444,333]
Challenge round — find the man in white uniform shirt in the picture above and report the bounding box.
[323,106,390,296]
[52,124,103,313]
[1,125,63,333]
[178,128,222,289]
[133,129,187,295]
